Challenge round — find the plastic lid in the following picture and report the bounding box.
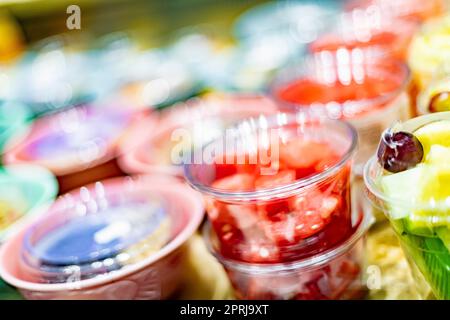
[20,177,181,283]
[4,105,142,175]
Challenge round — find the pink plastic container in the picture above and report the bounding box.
[0,175,204,300]
[3,104,156,194]
[118,94,279,176]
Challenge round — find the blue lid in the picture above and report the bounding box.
[21,181,173,283]
[28,201,167,266]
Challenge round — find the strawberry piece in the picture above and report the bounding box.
[254,170,296,189]
[261,193,340,245]
[211,173,254,192]
[280,140,328,169]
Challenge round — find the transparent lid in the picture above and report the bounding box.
[20,178,177,284]
[5,104,140,175]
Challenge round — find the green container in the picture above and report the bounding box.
[0,164,58,242]
[0,102,30,155]
[0,279,22,300]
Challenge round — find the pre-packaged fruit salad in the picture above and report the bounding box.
[365,112,450,299]
[185,113,359,264]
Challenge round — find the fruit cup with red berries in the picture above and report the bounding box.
[185,112,372,300]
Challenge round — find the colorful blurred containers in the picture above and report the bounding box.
[0,101,29,154]
[0,175,204,300]
[220,0,340,92]
[13,35,108,118]
[408,15,450,113]
[0,164,58,243]
[118,94,279,176]
[310,10,418,61]
[345,0,447,23]
[184,112,373,299]
[272,50,411,174]
[3,103,153,194]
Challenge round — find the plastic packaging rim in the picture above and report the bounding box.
[203,208,373,274]
[271,55,411,119]
[0,175,205,292]
[184,112,358,201]
[363,111,450,211]
[118,94,278,176]
[3,106,148,176]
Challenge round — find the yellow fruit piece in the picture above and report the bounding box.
[414,120,450,155]
[426,145,450,165]
[420,165,450,202]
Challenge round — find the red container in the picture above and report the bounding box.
[273,51,410,174]
[203,205,371,300]
[310,11,418,61]
[185,112,358,264]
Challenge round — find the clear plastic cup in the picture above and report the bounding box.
[184,112,358,264]
[0,175,204,300]
[272,50,411,175]
[203,197,372,300]
[118,94,279,176]
[310,10,418,61]
[364,112,450,299]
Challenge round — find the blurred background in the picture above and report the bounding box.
[0,0,449,301]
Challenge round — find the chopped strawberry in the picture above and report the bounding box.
[279,140,328,169]
[314,154,340,172]
[258,200,291,222]
[254,170,296,189]
[211,173,254,192]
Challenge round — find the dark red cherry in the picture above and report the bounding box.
[429,91,450,113]
[377,131,424,173]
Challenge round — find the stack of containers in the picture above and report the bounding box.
[184,112,374,299]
